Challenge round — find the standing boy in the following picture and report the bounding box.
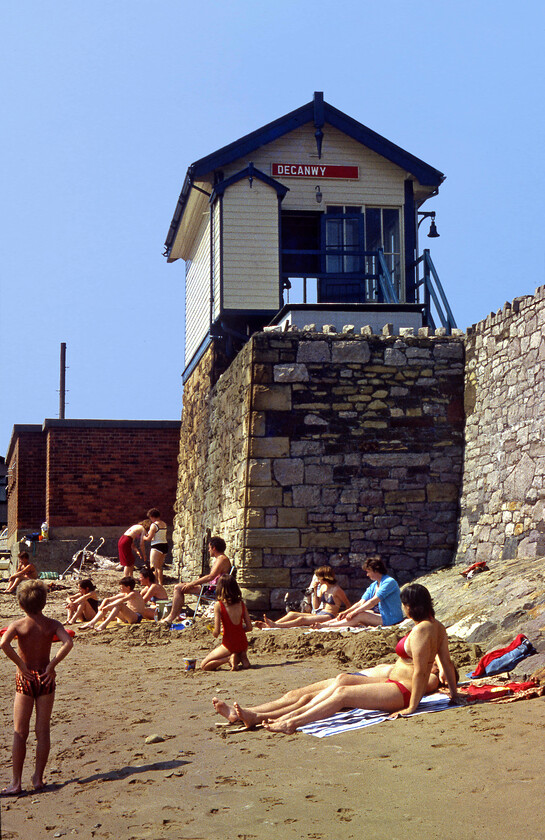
[0,579,74,795]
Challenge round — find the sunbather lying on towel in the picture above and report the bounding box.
[214,583,462,733]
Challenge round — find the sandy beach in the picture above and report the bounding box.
[1,575,544,840]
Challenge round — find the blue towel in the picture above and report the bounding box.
[298,692,453,737]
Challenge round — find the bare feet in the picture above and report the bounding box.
[263,718,297,734]
[254,620,267,629]
[212,697,239,723]
[1,783,23,796]
[263,616,276,628]
[31,773,45,791]
[233,702,260,730]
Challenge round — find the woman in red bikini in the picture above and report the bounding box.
[216,584,461,733]
[200,575,252,671]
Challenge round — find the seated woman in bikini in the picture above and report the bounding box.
[255,566,350,629]
[138,566,168,604]
[215,583,461,733]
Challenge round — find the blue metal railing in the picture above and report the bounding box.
[376,248,398,304]
[412,249,457,333]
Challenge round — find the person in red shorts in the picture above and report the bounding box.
[0,580,73,795]
[117,521,148,578]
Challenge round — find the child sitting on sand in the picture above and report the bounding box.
[0,580,73,795]
[200,575,252,671]
[65,578,100,624]
[83,577,156,631]
[4,551,38,593]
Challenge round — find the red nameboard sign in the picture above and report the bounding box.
[272,163,359,179]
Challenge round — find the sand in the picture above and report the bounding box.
[1,574,544,840]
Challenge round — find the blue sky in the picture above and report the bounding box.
[2,1,544,455]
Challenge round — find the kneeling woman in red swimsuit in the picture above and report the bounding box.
[200,576,253,672]
[256,583,461,734]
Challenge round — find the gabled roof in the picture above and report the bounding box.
[212,163,289,200]
[164,92,445,258]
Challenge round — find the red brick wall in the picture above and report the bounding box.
[6,429,47,535]
[45,424,180,528]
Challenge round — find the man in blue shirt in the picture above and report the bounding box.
[317,555,403,628]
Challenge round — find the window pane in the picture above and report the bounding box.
[365,208,381,251]
[383,209,400,254]
[326,218,343,247]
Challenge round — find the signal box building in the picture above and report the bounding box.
[164,94,462,606]
[164,91,455,382]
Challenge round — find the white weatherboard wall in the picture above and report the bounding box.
[185,215,211,369]
[212,201,221,323]
[221,124,407,209]
[220,178,280,312]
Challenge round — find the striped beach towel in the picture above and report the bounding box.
[298,692,453,737]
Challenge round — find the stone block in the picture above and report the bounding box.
[248,459,272,486]
[238,568,291,588]
[248,486,283,507]
[297,341,331,363]
[277,508,308,527]
[273,458,305,486]
[250,437,290,458]
[305,464,333,484]
[253,385,292,412]
[246,508,265,528]
[300,531,351,548]
[292,485,321,507]
[384,348,407,366]
[331,340,371,364]
[274,363,309,383]
[384,489,426,504]
[433,342,464,360]
[243,548,264,567]
[426,483,459,502]
[246,528,300,548]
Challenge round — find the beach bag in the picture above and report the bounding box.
[470,634,536,678]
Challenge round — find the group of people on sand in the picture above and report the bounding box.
[255,556,403,631]
[0,530,249,795]
[1,531,464,797]
[71,567,168,631]
[118,508,169,584]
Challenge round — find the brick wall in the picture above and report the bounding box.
[175,328,465,607]
[6,420,180,540]
[6,426,47,535]
[458,286,545,564]
[45,421,181,530]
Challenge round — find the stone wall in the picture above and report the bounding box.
[173,343,252,576]
[175,327,465,607]
[458,286,545,565]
